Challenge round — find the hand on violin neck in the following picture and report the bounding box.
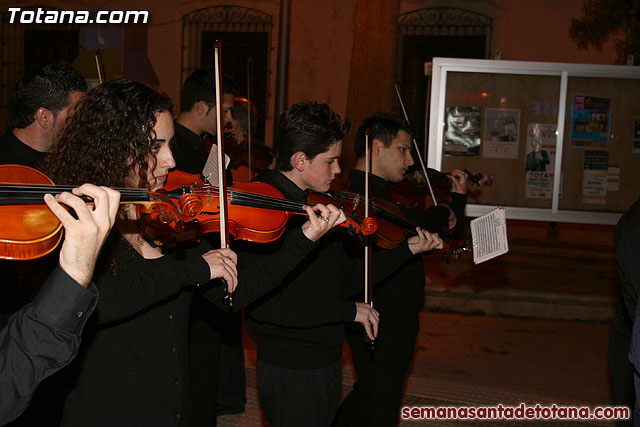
[201,248,238,293]
[300,203,346,242]
[45,184,121,287]
[448,169,468,194]
[407,227,443,255]
[354,302,379,341]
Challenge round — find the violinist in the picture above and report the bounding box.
[333,113,467,427]
[42,79,340,427]
[226,97,275,183]
[0,62,86,169]
[172,68,237,175]
[240,102,440,427]
[0,63,88,323]
[172,68,246,423]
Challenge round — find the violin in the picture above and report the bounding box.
[0,164,189,260]
[164,170,377,244]
[391,168,492,210]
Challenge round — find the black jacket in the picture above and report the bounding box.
[347,169,467,328]
[243,170,415,369]
[61,228,316,427]
[0,266,97,425]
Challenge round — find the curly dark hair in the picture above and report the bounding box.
[274,101,350,172]
[43,78,173,190]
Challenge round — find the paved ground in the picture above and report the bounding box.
[218,313,617,426]
[218,232,623,426]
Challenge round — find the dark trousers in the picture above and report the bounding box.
[333,322,417,427]
[257,359,342,427]
[609,300,635,427]
[216,310,246,408]
[189,306,222,427]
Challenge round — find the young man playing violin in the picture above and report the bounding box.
[172,67,248,424]
[173,68,237,175]
[333,113,467,427]
[40,79,340,427]
[240,102,441,427]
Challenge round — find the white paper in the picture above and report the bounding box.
[202,143,231,186]
[471,208,509,264]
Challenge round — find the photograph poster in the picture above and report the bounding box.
[525,123,557,199]
[482,108,520,159]
[570,95,612,149]
[444,107,482,156]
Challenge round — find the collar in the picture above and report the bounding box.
[173,121,202,149]
[348,169,393,200]
[257,170,310,203]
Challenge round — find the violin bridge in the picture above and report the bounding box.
[206,188,211,204]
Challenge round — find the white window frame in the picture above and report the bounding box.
[427,57,640,225]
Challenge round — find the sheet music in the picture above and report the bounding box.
[470,207,509,264]
[202,143,231,186]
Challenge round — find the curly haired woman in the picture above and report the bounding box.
[46,79,343,427]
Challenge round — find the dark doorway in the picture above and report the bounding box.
[399,35,486,159]
[201,31,269,141]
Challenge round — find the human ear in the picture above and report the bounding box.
[371,139,384,156]
[195,100,210,116]
[34,107,53,129]
[291,151,306,172]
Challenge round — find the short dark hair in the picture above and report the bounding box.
[180,68,239,112]
[12,62,87,129]
[274,101,350,172]
[354,113,413,159]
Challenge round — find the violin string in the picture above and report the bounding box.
[0,185,151,202]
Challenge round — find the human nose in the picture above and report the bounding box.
[161,146,176,169]
[332,160,341,175]
[406,152,414,166]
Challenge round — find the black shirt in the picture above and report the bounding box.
[0,130,46,169]
[347,169,467,328]
[172,122,208,175]
[61,230,316,427]
[243,170,415,369]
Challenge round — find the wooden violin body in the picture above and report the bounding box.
[0,165,190,260]
[0,165,63,260]
[391,168,492,210]
[165,170,376,244]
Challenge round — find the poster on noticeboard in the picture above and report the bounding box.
[570,95,612,150]
[444,107,482,156]
[525,123,557,199]
[482,108,520,159]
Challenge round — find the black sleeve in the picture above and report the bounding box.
[450,193,468,226]
[0,265,97,425]
[403,205,450,233]
[203,228,318,311]
[91,243,211,325]
[616,206,640,320]
[247,238,415,327]
[340,241,415,297]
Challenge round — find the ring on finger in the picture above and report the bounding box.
[320,216,330,223]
